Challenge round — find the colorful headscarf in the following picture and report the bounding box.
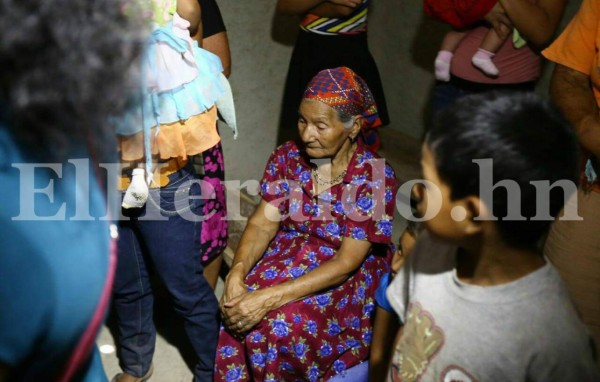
[302,67,382,129]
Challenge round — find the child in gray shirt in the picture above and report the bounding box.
[386,92,599,381]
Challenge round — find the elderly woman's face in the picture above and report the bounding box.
[298,99,354,158]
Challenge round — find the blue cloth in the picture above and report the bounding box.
[327,361,369,381]
[374,272,394,313]
[116,20,224,137]
[115,17,225,183]
[0,126,109,381]
[113,163,219,380]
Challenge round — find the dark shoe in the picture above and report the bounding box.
[111,364,154,382]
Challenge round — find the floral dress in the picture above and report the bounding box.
[215,141,398,381]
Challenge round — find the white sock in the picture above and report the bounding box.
[434,50,454,82]
[472,49,499,77]
[122,168,149,209]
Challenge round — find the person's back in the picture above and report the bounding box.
[0,0,140,379]
[0,128,110,381]
[386,92,599,381]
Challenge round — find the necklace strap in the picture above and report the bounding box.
[312,167,347,185]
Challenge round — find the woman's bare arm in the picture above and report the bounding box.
[276,0,361,15]
[177,0,201,36]
[222,237,372,333]
[230,200,281,277]
[309,3,356,18]
[550,64,600,158]
[498,0,567,48]
[220,200,281,310]
[202,32,231,77]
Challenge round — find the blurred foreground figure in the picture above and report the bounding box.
[0,0,141,381]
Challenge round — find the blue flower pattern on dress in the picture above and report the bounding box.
[250,351,267,368]
[351,227,366,240]
[376,218,393,237]
[356,196,374,213]
[325,222,341,237]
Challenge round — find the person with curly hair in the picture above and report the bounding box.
[0,0,142,381]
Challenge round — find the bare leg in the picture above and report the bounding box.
[472,27,510,77]
[203,253,224,290]
[473,3,512,77]
[480,24,510,52]
[440,30,467,52]
[435,30,467,82]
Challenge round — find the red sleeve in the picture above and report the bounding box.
[424,0,496,29]
[259,144,294,208]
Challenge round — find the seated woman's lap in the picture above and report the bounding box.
[215,246,389,380]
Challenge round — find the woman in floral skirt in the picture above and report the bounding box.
[215,67,397,381]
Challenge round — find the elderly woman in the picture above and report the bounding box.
[215,67,398,381]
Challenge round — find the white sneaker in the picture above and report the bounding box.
[122,168,149,209]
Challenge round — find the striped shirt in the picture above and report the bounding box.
[300,0,369,35]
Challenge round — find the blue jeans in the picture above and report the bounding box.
[113,164,219,381]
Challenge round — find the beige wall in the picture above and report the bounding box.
[218,0,582,183]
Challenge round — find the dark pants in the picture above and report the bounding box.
[431,76,536,118]
[113,164,219,381]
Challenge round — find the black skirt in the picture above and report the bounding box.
[279,29,390,139]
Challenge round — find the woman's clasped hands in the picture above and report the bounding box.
[220,272,281,336]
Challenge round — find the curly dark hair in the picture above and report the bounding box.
[0,0,145,162]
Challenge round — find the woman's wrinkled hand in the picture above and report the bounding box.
[220,272,247,311]
[221,289,278,336]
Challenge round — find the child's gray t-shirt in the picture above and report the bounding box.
[386,231,599,382]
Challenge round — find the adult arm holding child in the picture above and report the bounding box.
[497,0,567,47]
[550,65,600,160]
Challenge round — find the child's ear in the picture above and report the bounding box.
[462,196,488,236]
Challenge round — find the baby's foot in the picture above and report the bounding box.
[122,168,149,209]
[472,49,499,77]
[434,50,453,82]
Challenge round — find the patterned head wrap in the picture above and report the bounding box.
[302,67,381,129]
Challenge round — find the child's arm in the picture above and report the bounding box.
[369,307,401,381]
[308,3,356,18]
[177,0,201,36]
[497,0,567,48]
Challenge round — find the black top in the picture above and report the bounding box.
[199,0,226,38]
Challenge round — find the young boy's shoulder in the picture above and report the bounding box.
[386,232,599,381]
[519,269,599,380]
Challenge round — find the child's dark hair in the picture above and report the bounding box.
[426,92,579,249]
